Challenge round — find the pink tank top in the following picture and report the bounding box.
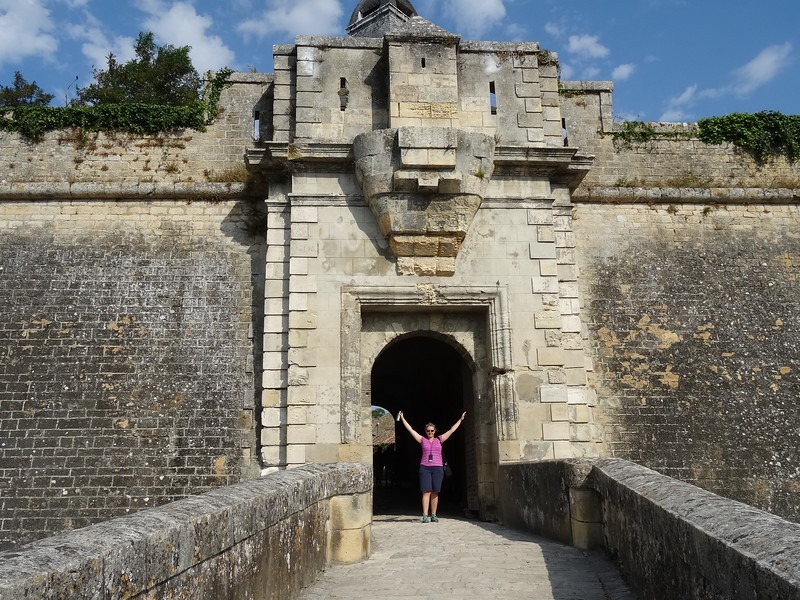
[419,436,443,466]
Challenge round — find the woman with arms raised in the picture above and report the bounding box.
[398,410,466,523]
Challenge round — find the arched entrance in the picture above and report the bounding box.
[370,334,476,516]
[343,284,515,520]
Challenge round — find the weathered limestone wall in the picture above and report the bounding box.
[498,459,800,600]
[0,73,271,188]
[271,38,563,147]
[0,463,373,600]
[557,82,800,521]
[573,202,800,521]
[560,82,800,191]
[0,197,266,550]
[260,165,597,520]
[456,44,561,146]
[292,39,388,142]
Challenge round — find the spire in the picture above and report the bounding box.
[347,0,418,37]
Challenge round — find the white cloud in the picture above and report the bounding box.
[442,0,506,38]
[659,84,697,122]
[582,66,600,79]
[66,22,136,70]
[566,34,609,60]
[238,0,344,39]
[559,63,575,80]
[138,1,236,73]
[504,23,526,41]
[0,0,58,65]
[732,42,792,95]
[544,22,565,38]
[658,42,793,119]
[67,9,136,69]
[612,63,635,81]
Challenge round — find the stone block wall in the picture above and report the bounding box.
[593,459,800,600]
[293,38,388,142]
[497,459,800,600]
[271,38,564,147]
[0,73,271,187]
[560,82,800,190]
[259,171,598,486]
[0,463,373,600]
[0,197,266,550]
[574,202,800,522]
[388,37,460,128]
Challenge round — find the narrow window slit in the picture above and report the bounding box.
[489,81,497,115]
[339,78,349,111]
[561,118,569,146]
[253,110,260,142]
[421,57,426,68]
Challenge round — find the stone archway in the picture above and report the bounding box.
[371,334,475,515]
[340,284,517,518]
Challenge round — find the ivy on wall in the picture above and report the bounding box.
[609,121,694,153]
[611,111,800,163]
[0,69,232,140]
[697,111,800,163]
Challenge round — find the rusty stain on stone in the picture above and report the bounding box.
[21,318,52,337]
[656,366,680,389]
[694,323,714,342]
[213,455,228,476]
[596,326,619,346]
[635,315,682,349]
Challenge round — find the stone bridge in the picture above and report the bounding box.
[1,460,797,600]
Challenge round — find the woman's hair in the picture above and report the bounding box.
[425,422,436,430]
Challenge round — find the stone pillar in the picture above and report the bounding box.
[327,492,372,564]
[261,194,291,470]
[569,487,603,550]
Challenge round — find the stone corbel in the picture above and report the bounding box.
[353,126,496,276]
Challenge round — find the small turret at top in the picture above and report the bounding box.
[347,0,419,37]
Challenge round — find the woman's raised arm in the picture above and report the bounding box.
[398,411,422,443]
[439,412,466,442]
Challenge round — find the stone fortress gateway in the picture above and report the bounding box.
[250,0,599,519]
[0,0,798,549]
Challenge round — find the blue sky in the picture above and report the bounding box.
[1,0,797,122]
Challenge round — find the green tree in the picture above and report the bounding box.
[0,71,54,107]
[75,32,201,106]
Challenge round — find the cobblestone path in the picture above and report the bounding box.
[298,514,637,600]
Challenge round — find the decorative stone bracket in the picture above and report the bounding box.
[353,126,495,276]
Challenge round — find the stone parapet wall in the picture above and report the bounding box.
[0,74,270,186]
[573,202,800,522]
[594,459,800,600]
[0,197,266,550]
[0,463,373,600]
[498,459,800,600]
[560,85,800,192]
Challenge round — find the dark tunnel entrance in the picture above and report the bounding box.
[370,334,475,517]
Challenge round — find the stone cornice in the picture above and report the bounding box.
[572,186,800,204]
[247,142,593,189]
[246,142,353,168]
[0,182,248,201]
[493,146,593,189]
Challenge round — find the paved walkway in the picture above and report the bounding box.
[298,514,637,600]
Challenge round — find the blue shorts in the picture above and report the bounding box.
[419,465,444,493]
